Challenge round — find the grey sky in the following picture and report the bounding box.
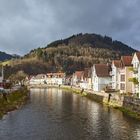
[0,0,139,55]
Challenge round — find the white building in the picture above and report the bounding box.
[46,73,65,85]
[71,69,92,89]
[138,65,140,98]
[29,74,47,85]
[92,64,112,92]
[0,66,4,87]
[71,71,84,87]
[111,60,121,90]
[131,52,140,97]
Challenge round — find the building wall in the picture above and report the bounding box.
[93,77,98,91]
[119,68,126,93]
[132,53,139,69]
[125,67,133,93]
[99,77,112,91]
[30,79,46,85]
[88,78,92,89]
[119,67,133,93]
[138,66,140,98]
[46,78,64,85]
[131,53,139,94]
[112,64,119,90]
[93,76,111,92]
[132,53,140,93]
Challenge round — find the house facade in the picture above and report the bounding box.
[91,64,112,92]
[79,68,92,89]
[46,73,65,85]
[71,71,84,87]
[119,56,133,94]
[131,52,140,97]
[111,60,121,90]
[29,74,47,85]
[138,65,140,98]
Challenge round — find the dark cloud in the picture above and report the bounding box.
[0,0,139,55]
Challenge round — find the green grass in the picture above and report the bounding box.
[0,87,29,119]
[114,107,140,120]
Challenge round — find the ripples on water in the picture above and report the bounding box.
[0,88,140,140]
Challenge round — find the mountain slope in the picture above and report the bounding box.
[4,33,137,77]
[0,51,20,61]
[46,33,135,55]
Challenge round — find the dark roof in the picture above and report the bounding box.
[95,64,111,77]
[121,56,132,66]
[136,52,140,61]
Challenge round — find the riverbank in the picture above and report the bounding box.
[59,85,140,120]
[0,87,29,119]
[28,84,140,120]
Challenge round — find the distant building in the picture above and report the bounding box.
[0,66,4,87]
[46,73,65,85]
[65,75,72,85]
[79,68,92,89]
[71,71,84,87]
[91,64,112,92]
[29,74,47,85]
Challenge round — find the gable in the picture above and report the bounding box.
[132,53,139,64]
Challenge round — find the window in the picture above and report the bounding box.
[120,75,125,82]
[120,83,125,90]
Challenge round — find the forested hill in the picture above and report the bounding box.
[46,33,135,55]
[0,51,18,61]
[5,33,136,77]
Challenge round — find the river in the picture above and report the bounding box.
[0,88,140,140]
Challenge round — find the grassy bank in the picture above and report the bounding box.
[60,86,87,96]
[0,87,29,119]
[114,106,140,120]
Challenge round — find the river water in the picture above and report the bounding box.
[0,88,140,140]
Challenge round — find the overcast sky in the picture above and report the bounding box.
[0,0,139,55]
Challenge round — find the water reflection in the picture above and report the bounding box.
[0,88,140,140]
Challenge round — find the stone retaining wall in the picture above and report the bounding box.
[123,96,140,115]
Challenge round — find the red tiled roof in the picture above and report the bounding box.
[47,72,65,77]
[112,60,121,68]
[136,52,140,61]
[74,71,84,79]
[83,68,90,78]
[95,64,111,77]
[121,56,132,66]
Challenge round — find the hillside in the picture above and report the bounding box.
[4,33,137,78]
[0,51,16,61]
[0,51,19,61]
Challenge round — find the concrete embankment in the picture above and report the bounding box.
[0,87,29,119]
